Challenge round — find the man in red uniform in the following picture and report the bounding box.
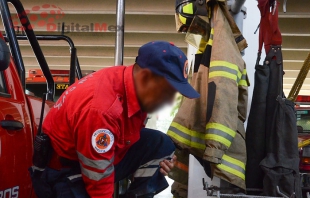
[30,41,199,198]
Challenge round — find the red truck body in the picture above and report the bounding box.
[0,35,54,197]
[0,0,83,196]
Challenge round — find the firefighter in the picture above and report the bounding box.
[30,41,200,198]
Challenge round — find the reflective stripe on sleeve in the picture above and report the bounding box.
[207,28,214,46]
[134,168,158,178]
[167,122,206,150]
[209,61,242,84]
[81,165,114,181]
[77,151,114,170]
[68,174,82,181]
[205,123,236,148]
[216,154,245,180]
[207,38,213,46]
[140,152,175,168]
[133,151,175,178]
[209,33,214,40]
[211,28,214,34]
[238,69,249,86]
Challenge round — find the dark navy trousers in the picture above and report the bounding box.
[30,128,175,198]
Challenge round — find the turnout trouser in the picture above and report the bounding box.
[29,128,175,198]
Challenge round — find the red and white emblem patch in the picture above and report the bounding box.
[91,129,114,153]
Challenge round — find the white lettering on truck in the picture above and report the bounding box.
[0,186,19,198]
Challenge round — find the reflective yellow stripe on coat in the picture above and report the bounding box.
[205,123,236,148]
[197,28,214,53]
[167,122,206,150]
[216,154,245,180]
[207,28,214,46]
[238,69,248,86]
[209,61,242,84]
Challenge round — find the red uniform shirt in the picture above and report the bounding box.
[43,65,147,197]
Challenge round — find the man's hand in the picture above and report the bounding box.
[159,155,177,176]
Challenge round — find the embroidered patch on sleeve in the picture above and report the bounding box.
[91,129,114,153]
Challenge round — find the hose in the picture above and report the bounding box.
[288,53,310,102]
[298,139,310,148]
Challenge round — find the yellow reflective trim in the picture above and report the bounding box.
[182,3,194,14]
[205,134,231,147]
[238,69,249,86]
[222,155,245,170]
[238,80,248,86]
[206,123,236,138]
[170,122,205,139]
[179,15,187,24]
[209,61,242,82]
[167,130,206,150]
[216,163,245,180]
[198,40,208,52]
[208,28,214,46]
[210,61,239,74]
[209,71,237,81]
[207,38,213,46]
[238,72,242,80]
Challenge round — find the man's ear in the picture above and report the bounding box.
[140,69,153,85]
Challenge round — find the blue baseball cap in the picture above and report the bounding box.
[135,41,200,99]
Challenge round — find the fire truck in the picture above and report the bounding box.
[26,69,94,101]
[0,0,82,197]
[295,96,310,196]
[4,34,92,101]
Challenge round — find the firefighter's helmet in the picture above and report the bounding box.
[175,0,209,33]
[176,0,196,29]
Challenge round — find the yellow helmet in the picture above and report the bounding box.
[175,0,208,33]
[176,0,196,27]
